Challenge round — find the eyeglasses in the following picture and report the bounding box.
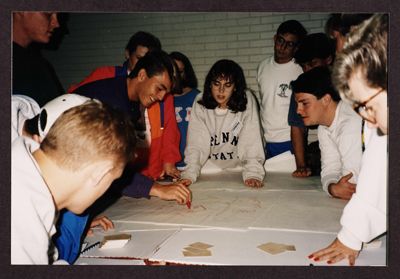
[275,35,297,49]
[352,88,385,124]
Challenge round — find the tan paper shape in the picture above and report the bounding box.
[285,245,296,251]
[183,246,208,254]
[257,242,296,255]
[182,249,212,257]
[257,242,286,255]
[188,242,213,249]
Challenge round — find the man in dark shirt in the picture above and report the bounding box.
[13,12,64,106]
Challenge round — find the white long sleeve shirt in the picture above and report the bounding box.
[182,91,265,183]
[11,137,57,264]
[337,125,387,250]
[318,101,363,195]
[257,56,302,143]
[12,95,40,142]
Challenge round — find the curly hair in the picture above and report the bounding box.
[199,59,247,112]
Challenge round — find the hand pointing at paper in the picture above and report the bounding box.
[150,180,192,205]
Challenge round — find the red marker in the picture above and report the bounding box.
[186,192,192,209]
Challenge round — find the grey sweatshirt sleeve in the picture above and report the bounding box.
[181,96,211,183]
[238,92,266,182]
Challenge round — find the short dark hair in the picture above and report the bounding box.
[125,31,161,55]
[199,59,247,112]
[294,33,336,65]
[291,66,340,102]
[169,51,198,89]
[276,20,307,42]
[128,50,179,92]
[325,13,373,37]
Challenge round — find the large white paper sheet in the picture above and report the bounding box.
[251,191,346,233]
[91,172,385,265]
[101,173,343,232]
[149,228,386,266]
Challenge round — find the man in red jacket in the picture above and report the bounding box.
[69,31,181,180]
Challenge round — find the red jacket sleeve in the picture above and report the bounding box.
[67,66,116,93]
[140,94,181,179]
[161,94,181,164]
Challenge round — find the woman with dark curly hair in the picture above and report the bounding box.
[180,59,265,188]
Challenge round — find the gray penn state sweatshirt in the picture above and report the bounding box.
[181,91,265,183]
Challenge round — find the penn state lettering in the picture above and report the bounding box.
[210,152,235,160]
[210,132,239,147]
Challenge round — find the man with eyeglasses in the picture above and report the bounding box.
[257,20,307,159]
[310,14,387,266]
[291,66,363,200]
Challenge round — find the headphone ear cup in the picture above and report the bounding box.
[38,109,48,138]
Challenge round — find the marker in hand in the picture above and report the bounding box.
[186,192,191,209]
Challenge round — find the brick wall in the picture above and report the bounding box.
[44,12,329,93]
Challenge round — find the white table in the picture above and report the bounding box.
[77,170,386,266]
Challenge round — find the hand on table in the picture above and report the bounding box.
[328,173,356,200]
[244,178,263,188]
[150,180,191,205]
[308,238,360,266]
[292,167,312,178]
[179,179,192,187]
[86,215,114,236]
[160,163,181,180]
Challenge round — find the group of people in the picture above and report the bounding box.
[11,12,388,266]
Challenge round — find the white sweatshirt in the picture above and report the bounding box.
[318,101,363,195]
[181,91,265,183]
[257,56,303,143]
[337,125,387,250]
[11,137,57,264]
[12,95,40,142]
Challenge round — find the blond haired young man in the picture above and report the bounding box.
[12,101,136,264]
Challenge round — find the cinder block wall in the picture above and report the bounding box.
[44,12,329,94]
